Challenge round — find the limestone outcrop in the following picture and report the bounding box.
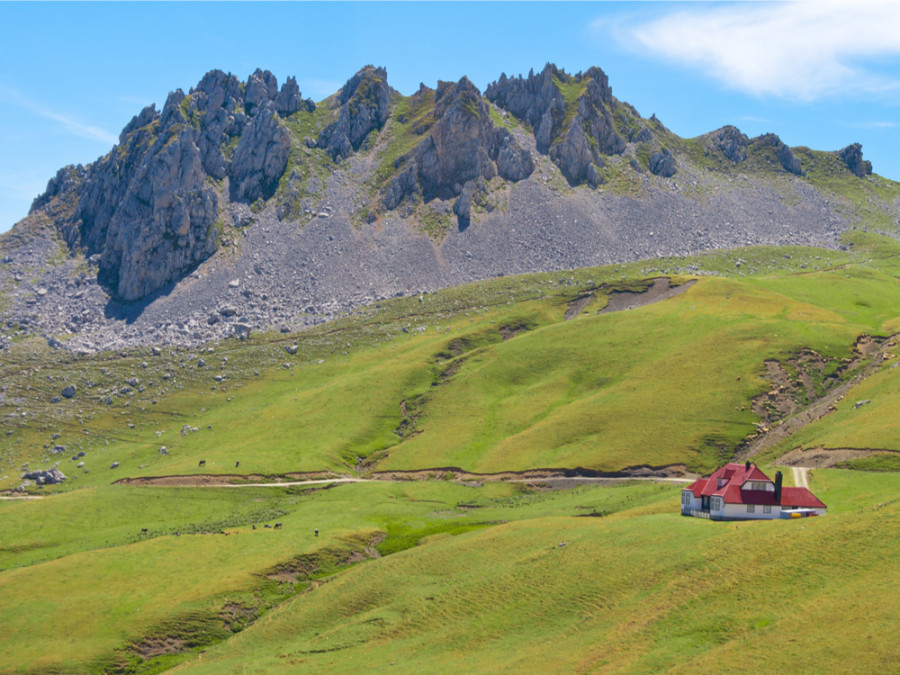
[319,66,392,161]
[382,77,533,211]
[486,64,627,186]
[29,68,315,301]
[751,134,802,175]
[838,143,872,178]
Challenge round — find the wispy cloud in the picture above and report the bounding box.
[736,116,772,125]
[841,120,900,130]
[1,87,117,145]
[610,2,900,101]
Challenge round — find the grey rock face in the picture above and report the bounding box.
[649,149,677,177]
[319,66,392,161]
[486,64,564,153]
[28,67,314,301]
[229,102,291,203]
[245,68,279,115]
[488,64,624,187]
[838,143,872,177]
[276,76,315,116]
[712,125,749,163]
[384,77,533,208]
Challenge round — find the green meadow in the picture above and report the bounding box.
[2,235,900,672]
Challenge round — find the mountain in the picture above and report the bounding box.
[1,63,898,353]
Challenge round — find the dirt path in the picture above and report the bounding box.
[792,466,809,489]
[0,495,44,500]
[115,467,697,490]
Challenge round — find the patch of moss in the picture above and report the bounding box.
[416,204,454,241]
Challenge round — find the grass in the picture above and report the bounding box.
[0,479,674,672]
[4,244,900,672]
[169,471,900,674]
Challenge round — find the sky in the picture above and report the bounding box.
[1,1,899,234]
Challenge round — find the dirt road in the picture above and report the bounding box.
[792,466,809,489]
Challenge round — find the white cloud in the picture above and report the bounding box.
[0,87,117,145]
[614,2,900,101]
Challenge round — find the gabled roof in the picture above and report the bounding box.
[780,487,827,509]
[684,462,826,509]
[686,462,773,499]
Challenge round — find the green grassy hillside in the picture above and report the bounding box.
[2,238,900,673]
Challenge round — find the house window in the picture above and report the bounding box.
[747,504,756,513]
[764,505,772,514]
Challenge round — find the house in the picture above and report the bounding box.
[681,462,826,521]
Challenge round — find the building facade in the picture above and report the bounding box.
[681,462,826,521]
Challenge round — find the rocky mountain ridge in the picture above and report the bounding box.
[1,63,897,353]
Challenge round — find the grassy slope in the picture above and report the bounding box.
[3,242,900,672]
[0,479,669,672]
[172,471,899,674]
[7,252,900,489]
[0,239,900,489]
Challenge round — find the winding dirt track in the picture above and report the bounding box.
[112,474,695,490]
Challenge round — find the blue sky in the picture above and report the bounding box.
[2,1,899,234]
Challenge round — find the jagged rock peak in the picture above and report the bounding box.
[485,63,566,152]
[29,66,317,301]
[838,143,872,178]
[319,65,392,161]
[382,76,533,213]
[487,63,626,187]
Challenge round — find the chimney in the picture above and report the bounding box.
[774,471,783,504]
[745,461,751,471]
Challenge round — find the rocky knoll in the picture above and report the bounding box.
[486,65,636,186]
[839,143,873,178]
[383,77,534,216]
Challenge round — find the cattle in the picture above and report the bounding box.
[198,460,206,467]
[235,461,240,468]
[274,523,283,529]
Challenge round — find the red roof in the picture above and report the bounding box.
[780,487,827,509]
[684,462,826,509]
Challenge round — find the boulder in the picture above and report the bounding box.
[21,468,67,485]
[649,149,677,177]
[61,385,76,399]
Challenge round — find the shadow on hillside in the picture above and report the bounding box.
[103,281,177,324]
